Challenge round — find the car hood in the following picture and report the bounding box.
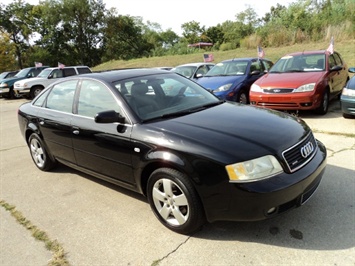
[15,77,46,85]
[134,102,310,164]
[255,72,324,88]
[345,76,355,90]
[0,76,28,85]
[197,76,244,91]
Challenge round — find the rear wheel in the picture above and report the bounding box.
[28,133,57,171]
[147,168,205,234]
[315,89,329,115]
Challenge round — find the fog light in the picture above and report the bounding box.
[267,207,277,214]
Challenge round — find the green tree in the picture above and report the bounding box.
[61,0,106,66]
[0,32,18,72]
[181,21,205,44]
[0,0,34,68]
[102,12,153,61]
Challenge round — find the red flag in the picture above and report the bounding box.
[203,54,214,62]
[257,46,265,58]
[326,37,334,54]
[58,62,65,69]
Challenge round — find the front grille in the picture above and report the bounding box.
[282,132,317,173]
[263,88,294,93]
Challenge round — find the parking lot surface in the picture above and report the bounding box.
[1,98,354,265]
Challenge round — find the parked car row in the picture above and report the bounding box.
[0,65,91,99]
[173,49,352,117]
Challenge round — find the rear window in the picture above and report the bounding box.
[64,68,76,77]
[77,67,92,74]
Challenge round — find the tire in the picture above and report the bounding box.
[9,87,22,99]
[237,90,248,104]
[315,90,329,115]
[147,168,205,234]
[30,86,43,99]
[343,113,354,119]
[28,133,56,171]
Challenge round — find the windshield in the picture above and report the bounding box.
[270,54,326,73]
[113,73,221,121]
[205,61,248,76]
[15,68,30,78]
[0,73,7,79]
[37,69,52,78]
[172,66,196,78]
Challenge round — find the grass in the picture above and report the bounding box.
[0,200,70,266]
[92,40,355,72]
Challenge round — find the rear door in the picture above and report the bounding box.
[35,79,77,163]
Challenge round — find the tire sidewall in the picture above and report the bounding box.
[147,168,204,234]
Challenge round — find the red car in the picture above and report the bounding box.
[250,50,349,114]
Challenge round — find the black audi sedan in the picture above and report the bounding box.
[18,69,327,234]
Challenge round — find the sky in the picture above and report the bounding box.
[2,0,295,35]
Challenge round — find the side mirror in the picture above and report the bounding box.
[330,65,342,72]
[95,110,125,124]
[250,70,261,75]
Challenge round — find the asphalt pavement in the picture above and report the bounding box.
[0,98,354,266]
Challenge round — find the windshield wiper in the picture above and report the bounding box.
[147,100,226,121]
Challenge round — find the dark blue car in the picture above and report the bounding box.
[196,57,273,103]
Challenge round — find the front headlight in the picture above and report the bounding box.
[342,87,355,97]
[251,84,262,92]
[0,83,8,88]
[294,83,315,92]
[226,155,283,183]
[215,83,232,92]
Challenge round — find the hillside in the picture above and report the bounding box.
[93,40,355,72]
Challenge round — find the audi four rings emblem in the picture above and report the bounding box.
[300,141,314,158]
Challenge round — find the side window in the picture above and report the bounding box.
[262,60,273,71]
[52,69,63,79]
[77,80,120,118]
[46,80,77,113]
[63,68,76,77]
[250,61,262,73]
[328,55,336,69]
[77,67,91,74]
[333,53,343,66]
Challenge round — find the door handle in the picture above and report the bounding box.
[73,129,80,135]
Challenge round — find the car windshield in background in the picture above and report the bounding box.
[113,73,220,121]
[270,54,326,73]
[14,69,30,78]
[172,66,196,78]
[205,61,248,77]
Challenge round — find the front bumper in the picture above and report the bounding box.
[250,92,321,110]
[340,97,355,115]
[203,140,327,223]
[0,87,10,97]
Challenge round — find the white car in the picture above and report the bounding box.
[14,66,91,99]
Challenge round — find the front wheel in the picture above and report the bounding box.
[28,133,57,171]
[237,90,248,104]
[315,90,329,115]
[30,86,43,99]
[147,168,205,234]
[9,87,22,99]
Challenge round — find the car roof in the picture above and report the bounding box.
[284,50,329,56]
[44,66,90,71]
[76,68,171,83]
[221,57,269,63]
[175,62,215,67]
